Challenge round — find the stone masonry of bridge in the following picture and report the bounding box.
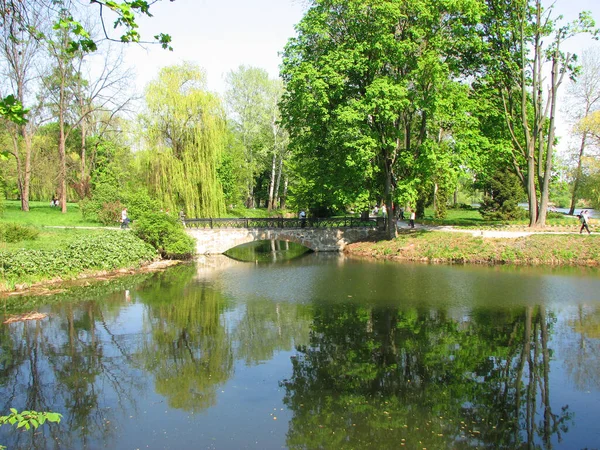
[186,227,384,254]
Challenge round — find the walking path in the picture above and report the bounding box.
[396,221,592,238]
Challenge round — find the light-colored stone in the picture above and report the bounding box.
[186,227,383,254]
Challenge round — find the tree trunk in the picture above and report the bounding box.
[59,123,67,213]
[569,132,587,215]
[81,115,87,186]
[268,152,276,211]
[280,176,288,209]
[453,184,458,207]
[274,156,283,210]
[21,128,32,211]
[383,157,395,239]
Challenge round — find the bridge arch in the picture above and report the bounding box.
[185,226,384,255]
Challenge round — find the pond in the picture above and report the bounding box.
[1,245,600,449]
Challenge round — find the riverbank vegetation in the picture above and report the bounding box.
[346,231,600,266]
[0,232,157,291]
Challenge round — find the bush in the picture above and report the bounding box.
[133,212,195,259]
[122,189,158,221]
[0,223,39,243]
[479,170,527,221]
[0,232,156,280]
[79,181,121,222]
[97,201,124,226]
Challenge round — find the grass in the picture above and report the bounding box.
[419,207,584,230]
[0,200,103,227]
[0,228,108,252]
[346,230,600,266]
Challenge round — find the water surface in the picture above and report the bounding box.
[1,253,600,449]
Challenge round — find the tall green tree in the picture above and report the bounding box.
[139,62,226,217]
[280,0,484,234]
[0,1,44,211]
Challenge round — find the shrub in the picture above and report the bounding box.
[0,232,156,280]
[122,189,158,221]
[79,180,121,222]
[96,201,123,225]
[479,170,527,221]
[133,212,195,259]
[0,223,39,243]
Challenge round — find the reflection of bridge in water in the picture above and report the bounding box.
[184,217,387,254]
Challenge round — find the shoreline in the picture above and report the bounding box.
[344,230,600,267]
[0,259,182,298]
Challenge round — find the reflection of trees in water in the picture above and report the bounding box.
[225,240,311,263]
[0,298,143,449]
[233,299,311,366]
[134,262,313,411]
[136,279,235,412]
[563,305,600,391]
[281,304,570,449]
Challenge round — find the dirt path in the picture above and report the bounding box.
[395,221,591,238]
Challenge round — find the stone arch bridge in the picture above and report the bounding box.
[184,217,387,254]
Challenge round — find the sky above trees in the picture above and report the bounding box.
[121,0,597,93]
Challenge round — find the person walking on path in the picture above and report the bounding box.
[409,210,415,229]
[121,208,130,229]
[579,210,591,234]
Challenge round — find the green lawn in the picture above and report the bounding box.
[0,200,103,227]
[0,227,110,252]
[419,207,581,229]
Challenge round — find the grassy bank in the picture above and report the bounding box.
[345,230,600,266]
[0,230,157,292]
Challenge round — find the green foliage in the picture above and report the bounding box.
[97,200,124,226]
[79,179,121,223]
[0,232,156,281]
[140,63,226,218]
[0,408,62,431]
[0,94,29,125]
[0,408,62,448]
[122,189,158,221]
[479,169,527,221]
[133,212,195,259]
[0,223,40,243]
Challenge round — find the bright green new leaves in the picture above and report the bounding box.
[91,0,173,50]
[281,0,485,222]
[0,95,29,125]
[0,408,62,449]
[140,63,226,218]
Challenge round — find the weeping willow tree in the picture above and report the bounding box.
[139,62,226,217]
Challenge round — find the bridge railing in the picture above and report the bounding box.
[183,217,387,229]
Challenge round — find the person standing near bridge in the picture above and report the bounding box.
[299,210,307,228]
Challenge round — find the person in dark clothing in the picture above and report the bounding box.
[579,210,591,234]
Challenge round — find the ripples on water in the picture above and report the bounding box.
[1,246,600,449]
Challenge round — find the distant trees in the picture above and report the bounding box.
[224,66,289,210]
[0,0,171,212]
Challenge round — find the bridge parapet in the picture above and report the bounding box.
[184,217,387,254]
[184,216,386,229]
